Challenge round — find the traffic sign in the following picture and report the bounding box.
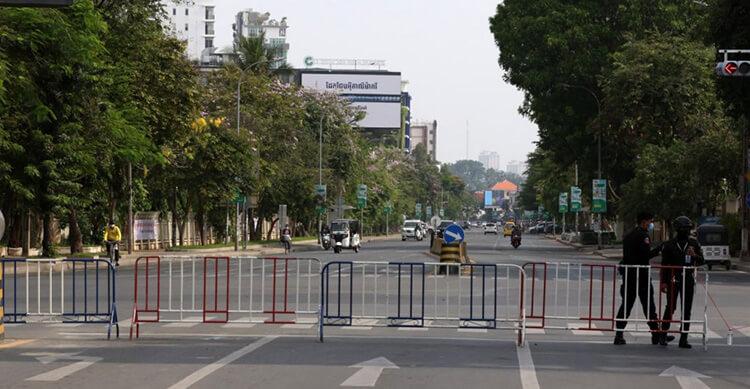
[357,184,368,200]
[233,193,247,204]
[357,197,367,209]
[384,201,393,214]
[415,203,422,218]
[426,206,432,218]
[315,184,326,198]
[443,224,465,245]
[316,205,327,215]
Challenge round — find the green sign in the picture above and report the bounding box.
[357,197,367,209]
[357,184,368,200]
[316,205,327,215]
[384,201,393,214]
[426,206,432,218]
[559,192,569,213]
[415,203,422,218]
[233,193,246,204]
[592,179,607,213]
[315,184,326,198]
[570,186,582,213]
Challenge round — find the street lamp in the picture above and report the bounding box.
[234,57,283,251]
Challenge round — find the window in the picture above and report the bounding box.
[205,38,213,49]
[205,22,214,35]
[205,6,214,20]
[172,8,176,16]
[185,8,189,16]
[185,23,188,31]
[280,28,286,37]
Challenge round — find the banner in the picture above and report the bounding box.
[570,186,582,213]
[559,192,569,213]
[592,179,607,213]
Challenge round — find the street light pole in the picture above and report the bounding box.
[318,115,324,244]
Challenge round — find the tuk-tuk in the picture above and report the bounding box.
[330,219,361,254]
[696,224,731,270]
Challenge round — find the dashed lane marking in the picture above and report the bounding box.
[516,344,540,389]
[457,328,488,333]
[221,323,256,329]
[281,324,314,329]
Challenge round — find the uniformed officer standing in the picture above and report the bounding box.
[614,212,663,345]
[659,216,703,348]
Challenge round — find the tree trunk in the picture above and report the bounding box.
[8,207,22,248]
[266,217,279,241]
[197,210,206,246]
[42,212,55,257]
[68,208,83,254]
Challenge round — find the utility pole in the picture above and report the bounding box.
[575,161,579,233]
[128,162,133,255]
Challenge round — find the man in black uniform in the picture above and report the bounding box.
[614,211,663,345]
[659,216,703,348]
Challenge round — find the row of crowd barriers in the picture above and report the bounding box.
[524,262,709,349]
[130,256,322,338]
[0,258,119,339]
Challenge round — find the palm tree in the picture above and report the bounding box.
[233,32,292,76]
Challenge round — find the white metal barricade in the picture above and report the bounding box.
[130,256,321,338]
[319,261,526,346]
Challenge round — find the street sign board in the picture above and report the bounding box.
[570,186,582,213]
[357,197,367,209]
[443,224,465,245]
[592,179,607,213]
[357,184,368,200]
[316,205,326,215]
[426,206,432,219]
[439,208,445,218]
[415,203,422,218]
[559,192,569,213]
[315,184,327,198]
[233,193,247,204]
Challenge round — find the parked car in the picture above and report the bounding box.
[484,222,498,235]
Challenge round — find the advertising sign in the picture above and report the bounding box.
[570,186,582,213]
[559,193,569,213]
[134,219,158,241]
[592,179,607,213]
[300,71,402,129]
[484,190,506,208]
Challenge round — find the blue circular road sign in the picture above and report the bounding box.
[443,224,465,245]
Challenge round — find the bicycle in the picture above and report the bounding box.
[106,241,120,267]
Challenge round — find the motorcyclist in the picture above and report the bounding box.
[103,222,122,267]
[511,225,522,238]
[321,223,331,236]
[659,216,704,348]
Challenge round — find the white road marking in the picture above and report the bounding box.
[282,324,314,329]
[660,366,711,389]
[341,357,398,387]
[525,328,545,335]
[221,323,256,329]
[167,336,276,389]
[516,345,540,389]
[398,327,428,331]
[164,322,199,328]
[457,328,488,333]
[342,326,373,330]
[24,352,101,382]
[567,323,604,336]
[47,323,82,328]
[352,319,379,326]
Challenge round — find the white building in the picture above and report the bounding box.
[410,120,437,161]
[479,151,501,171]
[506,160,527,176]
[233,9,290,66]
[161,0,216,65]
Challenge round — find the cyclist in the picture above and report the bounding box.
[103,222,122,266]
[281,224,292,254]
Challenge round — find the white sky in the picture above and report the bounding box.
[214,0,538,166]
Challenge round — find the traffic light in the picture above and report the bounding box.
[716,61,750,77]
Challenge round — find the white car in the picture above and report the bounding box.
[483,223,498,235]
[401,220,424,241]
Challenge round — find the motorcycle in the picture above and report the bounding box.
[511,234,522,249]
[321,233,331,250]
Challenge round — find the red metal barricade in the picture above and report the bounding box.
[263,257,296,324]
[130,256,160,339]
[203,256,230,324]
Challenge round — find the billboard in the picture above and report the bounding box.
[300,71,402,129]
[484,190,506,208]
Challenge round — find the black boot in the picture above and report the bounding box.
[678,334,692,349]
[614,332,626,345]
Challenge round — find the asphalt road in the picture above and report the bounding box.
[2,231,750,389]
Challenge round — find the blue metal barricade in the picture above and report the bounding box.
[387,262,425,327]
[0,257,118,339]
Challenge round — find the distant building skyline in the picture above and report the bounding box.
[410,120,437,161]
[506,160,527,176]
[161,0,216,65]
[478,150,501,171]
[233,8,290,66]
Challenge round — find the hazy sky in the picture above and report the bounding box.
[214,0,538,165]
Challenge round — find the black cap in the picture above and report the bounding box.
[636,212,654,223]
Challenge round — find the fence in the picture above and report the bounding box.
[130,256,321,338]
[523,262,708,349]
[0,258,119,339]
[319,261,526,345]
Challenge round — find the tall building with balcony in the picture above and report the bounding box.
[479,151,501,171]
[161,0,216,65]
[233,9,289,66]
[506,160,527,176]
[410,120,437,161]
